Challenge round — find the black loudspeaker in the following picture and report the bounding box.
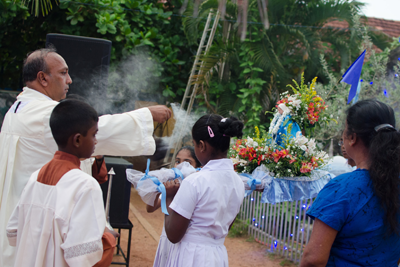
[45,33,111,102]
[101,157,133,226]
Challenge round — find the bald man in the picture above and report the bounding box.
[0,48,171,266]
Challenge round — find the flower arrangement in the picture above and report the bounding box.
[268,74,331,136]
[229,127,328,177]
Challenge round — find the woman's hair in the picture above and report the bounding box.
[176,146,201,167]
[345,99,400,234]
[192,114,244,152]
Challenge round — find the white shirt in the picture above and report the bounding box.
[7,169,106,267]
[170,158,245,239]
[164,159,245,267]
[0,87,155,267]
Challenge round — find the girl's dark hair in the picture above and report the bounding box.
[177,146,201,167]
[192,114,244,152]
[346,99,400,234]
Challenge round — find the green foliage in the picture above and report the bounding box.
[182,0,391,133]
[313,13,400,146]
[228,218,249,238]
[237,42,267,133]
[0,0,194,104]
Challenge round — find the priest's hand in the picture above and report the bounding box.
[148,105,172,123]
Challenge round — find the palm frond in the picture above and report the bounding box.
[29,0,55,16]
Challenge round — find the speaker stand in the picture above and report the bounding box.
[111,220,133,266]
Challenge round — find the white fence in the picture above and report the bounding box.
[239,191,315,262]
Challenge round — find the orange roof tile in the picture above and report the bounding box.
[324,17,400,38]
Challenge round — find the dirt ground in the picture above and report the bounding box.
[111,188,297,267]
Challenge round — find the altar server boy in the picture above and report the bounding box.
[6,99,118,267]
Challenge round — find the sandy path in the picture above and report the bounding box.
[111,188,296,267]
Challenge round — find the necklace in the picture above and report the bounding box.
[268,110,289,135]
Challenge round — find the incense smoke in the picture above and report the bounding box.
[161,103,202,149]
[70,52,163,115]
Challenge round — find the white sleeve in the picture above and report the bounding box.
[93,108,155,157]
[169,179,198,219]
[61,181,106,267]
[42,101,59,153]
[5,170,39,247]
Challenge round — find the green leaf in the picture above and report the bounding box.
[252,67,263,72]
[243,68,251,74]
[142,39,154,46]
[145,31,152,38]
[229,83,237,92]
[107,24,117,34]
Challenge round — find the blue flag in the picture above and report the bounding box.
[341,50,366,104]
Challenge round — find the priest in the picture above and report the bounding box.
[0,47,172,266]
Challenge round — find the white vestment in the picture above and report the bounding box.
[7,168,107,267]
[0,87,155,266]
[166,159,245,267]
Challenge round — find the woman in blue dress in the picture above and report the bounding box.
[300,100,400,267]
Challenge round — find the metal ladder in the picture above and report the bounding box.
[166,10,220,167]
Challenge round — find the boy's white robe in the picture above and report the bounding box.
[0,87,155,266]
[7,168,107,267]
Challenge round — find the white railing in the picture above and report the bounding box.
[239,192,314,262]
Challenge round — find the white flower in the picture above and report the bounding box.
[246,137,253,146]
[279,103,292,113]
[294,132,308,146]
[246,137,258,148]
[308,138,316,150]
[288,169,291,172]
[288,95,302,109]
[316,151,328,159]
[231,158,238,164]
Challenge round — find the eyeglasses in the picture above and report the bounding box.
[338,140,343,147]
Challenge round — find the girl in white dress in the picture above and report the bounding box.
[163,114,245,267]
[147,146,201,267]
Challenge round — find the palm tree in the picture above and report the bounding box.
[184,0,391,131]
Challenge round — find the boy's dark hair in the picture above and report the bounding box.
[192,114,244,152]
[50,99,98,147]
[23,46,57,84]
[177,146,201,168]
